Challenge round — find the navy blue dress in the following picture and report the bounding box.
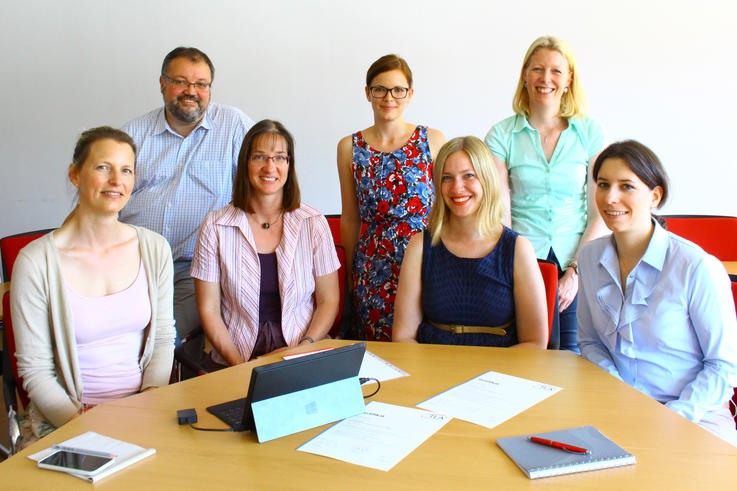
[417,227,518,347]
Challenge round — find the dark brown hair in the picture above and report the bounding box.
[366,54,413,88]
[161,47,215,82]
[592,140,669,209]
[72,126,136,172]
[233,120,300,213]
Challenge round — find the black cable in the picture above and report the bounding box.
[360,377,381,398]
[188,424,239,432]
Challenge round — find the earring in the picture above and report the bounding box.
[523,82,527,88]
[563,87,569,93]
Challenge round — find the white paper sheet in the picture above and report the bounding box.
[417,371,561,429]
[297,401,450,471]
[29,431,155,483]
[358,351,409,383]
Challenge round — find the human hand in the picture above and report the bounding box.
[558,268,579,312]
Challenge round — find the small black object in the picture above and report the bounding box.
[262,222,269,230]
[177,408,198,425]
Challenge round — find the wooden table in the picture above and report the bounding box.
[3,340,736,489]
[724,261,737,276]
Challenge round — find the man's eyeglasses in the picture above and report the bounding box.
[162,75,211,91]
[368,86,410,99]
[250,154,289,164]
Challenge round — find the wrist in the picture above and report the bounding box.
[567,262,579,276]
[299,336,315,345]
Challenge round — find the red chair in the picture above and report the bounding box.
[1,229,52,455]
[325,214,342,247]
[537,260,558,345]
[1,229,53,280]
[663,215,737,261]
[330,245,347,338]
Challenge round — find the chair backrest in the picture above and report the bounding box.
[1,229,52,413]
[325,214,342,247]
[731,279,737,429]
[330,245,347,338]
[663,215,737,261]
[2,291,30,411]
[537,260,558,343]
[1,229,54,280]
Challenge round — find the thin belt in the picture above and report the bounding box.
[428,320,512,336]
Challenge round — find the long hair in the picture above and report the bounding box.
[428,137,504,245]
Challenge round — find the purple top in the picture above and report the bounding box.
[258,252,281,323]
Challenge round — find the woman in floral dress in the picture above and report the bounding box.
[337,54,445,341]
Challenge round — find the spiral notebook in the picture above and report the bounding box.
[497,426,635,479]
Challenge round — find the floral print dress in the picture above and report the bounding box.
[351,125,434,341]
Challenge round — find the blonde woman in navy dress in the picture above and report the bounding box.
[393,137,547,348]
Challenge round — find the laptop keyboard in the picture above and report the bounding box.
[206,398,247,431]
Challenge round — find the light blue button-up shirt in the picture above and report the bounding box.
[577,222,737,422]
[485,114,604,267]
[120,103,254,260]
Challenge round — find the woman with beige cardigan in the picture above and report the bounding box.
[11,127,175,443]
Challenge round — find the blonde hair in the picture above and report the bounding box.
[428,137,504,245]
[512,35,588,119]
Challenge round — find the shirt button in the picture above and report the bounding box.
[167,202,173,208]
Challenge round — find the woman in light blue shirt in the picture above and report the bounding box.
[578,140,737,446]
[485,36,607,352]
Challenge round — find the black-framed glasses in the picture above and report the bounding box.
[369,85,410,99]
[250,154,289,164]
[162,75,212,91]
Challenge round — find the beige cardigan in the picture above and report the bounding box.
[10,226,175,427]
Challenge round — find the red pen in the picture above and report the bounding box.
[529,436,590,454]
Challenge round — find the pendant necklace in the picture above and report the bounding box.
[261,213,282,230]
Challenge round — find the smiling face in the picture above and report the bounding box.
[523,48,572,110]
[595,157,663,237]
[365,69,413,121]
[440,151,484,220]
[69,138,136,216]
[247,133,289,198]
[160,56,212,125]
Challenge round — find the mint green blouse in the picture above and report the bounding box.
[485,114,605,268]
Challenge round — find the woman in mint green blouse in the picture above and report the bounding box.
[484,35,607,352]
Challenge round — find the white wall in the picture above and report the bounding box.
[2,0,735,279]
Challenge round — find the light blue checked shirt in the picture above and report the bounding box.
[120,103,254,260]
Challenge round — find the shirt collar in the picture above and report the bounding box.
[153,105,212,137]
[638,219,668,272]
[512,113,581,134]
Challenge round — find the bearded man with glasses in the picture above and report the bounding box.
[120,46,254,345]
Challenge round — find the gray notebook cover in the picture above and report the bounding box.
[496,425,636,479]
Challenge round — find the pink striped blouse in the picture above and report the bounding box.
[191,203,340,361]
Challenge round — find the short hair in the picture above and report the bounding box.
[428,136,504,245]
[72,126,136,172]
[592,140,669,209]
[233,120,301,213]
[366,54,413,88]
[512,35,587,119]
[161,47,215,82]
